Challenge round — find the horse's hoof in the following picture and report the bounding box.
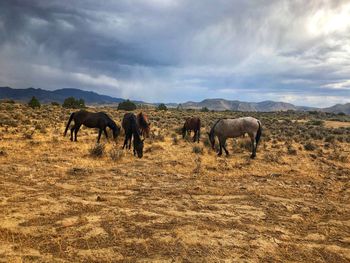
[217,153,222,156]
[250,155,256,159]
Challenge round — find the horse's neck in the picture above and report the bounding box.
[132,121,141,140]
[107,119,116,129]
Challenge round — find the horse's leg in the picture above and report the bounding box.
[74,125,81,142]
[222,138,229,156]
[249,133,256,159]
[97,129,102,143]
[70,125,76,141]
[128,134,132,150]
[197,128,200,143]
[193,130,197,142]
[123,135,128,149]
[218,137,223,156]
[103,128,109,141]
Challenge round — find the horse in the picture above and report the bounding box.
[136,112,150,138]
[182,117,201,143]
[63,110,120,143]
[208,117,262,158]
[122,113,144,158]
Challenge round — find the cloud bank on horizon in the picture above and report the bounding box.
[0,0,349,107]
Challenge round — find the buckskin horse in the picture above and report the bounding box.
[136,112,150,138]
[182,117,201,143]
[122,113,144,158]
[208,117,262,158]
[63,110,120,143]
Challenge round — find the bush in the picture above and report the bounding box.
[307,119,324,126]
[51,101,60,106]
[304,141,317,151]
[117,99,137,111]
[110,148,123,161]
[192,145,203,154]
[89,143,105,158]
[28,96,41,108]
[62,97,85,109]
[1,99,15,104]
[157,103,167,111]
[201,107,209,112]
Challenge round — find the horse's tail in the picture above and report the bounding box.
[64,112,74,136]
[255,120,262,147]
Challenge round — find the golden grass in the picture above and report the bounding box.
[0,104,349,262]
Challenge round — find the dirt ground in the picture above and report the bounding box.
[0,104,349,262]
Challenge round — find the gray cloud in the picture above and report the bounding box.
[0,0,349,106]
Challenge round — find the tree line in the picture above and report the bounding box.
[27,96,168,111]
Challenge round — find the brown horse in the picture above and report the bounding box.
[64,110,120,143]
[122,113,144,158]
[182,117,201,143]
[136,112,150,138]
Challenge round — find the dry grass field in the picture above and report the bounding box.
[0,102,350,262]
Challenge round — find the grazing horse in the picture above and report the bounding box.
[182,117,201,143]
[64,110,120,143]
[122,113,144,158]
[208,117,262,158]
[136,112,150,138]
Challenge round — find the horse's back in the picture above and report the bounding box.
[216,117,260,137]
[185,117,200,130]
[122,113,136,130]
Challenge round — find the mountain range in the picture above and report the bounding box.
[0,87,349,114]
[0,87,125,104]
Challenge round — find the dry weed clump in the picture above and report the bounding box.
[287,144,297,155]
[109,148,124,161]
[23,130,35,140]
[0,148,7,156]
[192,145,204,154]
[67,167,93,176]
[304,141,317,151]
[89,143,105,158]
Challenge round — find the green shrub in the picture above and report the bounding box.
[192,145,203,154]
[28,96,41,108]
[157,103,167,111]
[304,141,317,151]
[117,99,137,111]
[62,97,85,109]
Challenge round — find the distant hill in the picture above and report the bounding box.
[0,87,125,104]
[167,98,349,113]
[0,87,348,114]
[177,99,298,112]
[321,103,350,115]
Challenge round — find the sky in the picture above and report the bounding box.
[0,0,350,107]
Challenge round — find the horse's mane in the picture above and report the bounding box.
[209,119,222,137]
[101,112,118,130]
[137,112,149,128]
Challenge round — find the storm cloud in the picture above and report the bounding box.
[0,0,349,106]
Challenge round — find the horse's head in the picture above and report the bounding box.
[207,131,215,149]
[134,138,144,158]
[112,125,121,140]
[144,125,150,138]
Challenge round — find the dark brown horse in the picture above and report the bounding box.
[64,110,120,143]
[182,117,201,143]
[122,113,144,158]
[136,112,150,138]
